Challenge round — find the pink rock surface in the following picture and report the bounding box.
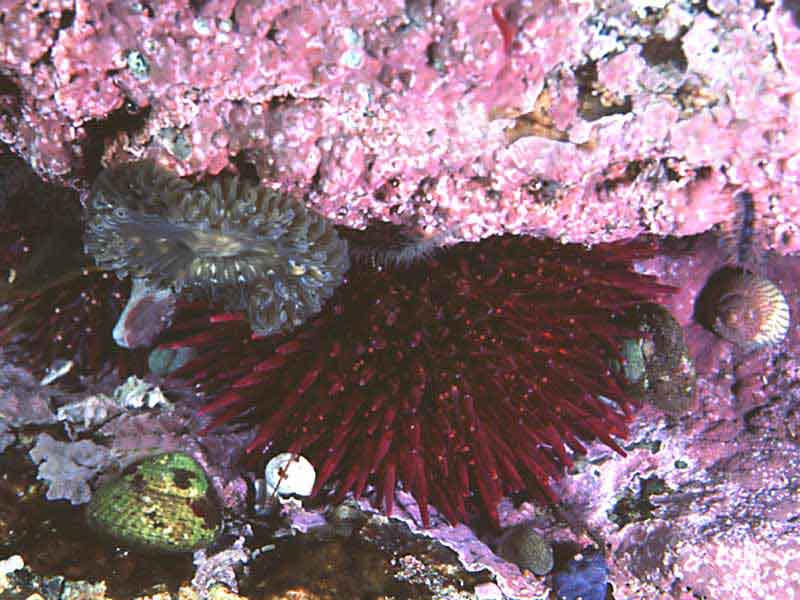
[501,233,800,599]
[2,0,800,597]
[2,0,800,250]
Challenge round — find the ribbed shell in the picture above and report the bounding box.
[708,268,790,348]
[86,452,220,553]
[84,161,349,337]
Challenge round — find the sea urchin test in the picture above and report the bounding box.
[84,161,350,337]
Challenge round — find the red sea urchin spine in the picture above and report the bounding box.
[158,235,673,526]
[0,156,144,380]
[0,267,142,379]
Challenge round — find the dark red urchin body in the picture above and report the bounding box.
[158,235,673,526]
[0,268,141,379]
[0,155,144,382]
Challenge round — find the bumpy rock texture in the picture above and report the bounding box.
[1,0,800,251]
[2,1,800,599]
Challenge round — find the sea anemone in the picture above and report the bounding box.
[157,234,672,526]
[695,266,790,349]
[84,161,350,337]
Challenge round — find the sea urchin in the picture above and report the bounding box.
[158,235,673,526]
[0,156,139,380]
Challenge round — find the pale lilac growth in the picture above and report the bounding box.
[191,537,250,597]
[0,363,59,450]
[29,432,112,504]
[1,0,799,250]
[0,364,58,427]
[54,375,172,431]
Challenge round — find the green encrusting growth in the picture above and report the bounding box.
[86,452,221,553]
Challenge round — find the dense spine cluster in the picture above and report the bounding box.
[158,235,673,526]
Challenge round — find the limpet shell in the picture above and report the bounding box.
[86,452,221,553]
[696,267,790,349]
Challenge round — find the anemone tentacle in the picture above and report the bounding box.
[84,161,350,337]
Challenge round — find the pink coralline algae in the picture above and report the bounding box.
[539,233,800,600]
[0,0,799,596]
[156,235,672,528]
[1,1,800,250]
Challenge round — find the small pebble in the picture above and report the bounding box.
[497,523,554,576]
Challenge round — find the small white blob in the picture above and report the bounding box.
[40,359,74,386]
[113,278,177,349]
[264,452,316,497]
